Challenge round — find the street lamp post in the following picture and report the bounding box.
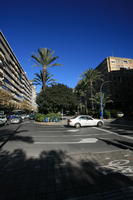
[100,81,111,120]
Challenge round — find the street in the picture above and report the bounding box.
[0,120,133,199]
[1,120,133,156]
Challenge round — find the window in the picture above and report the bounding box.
[111,60,115,63]
[123,60,128,63]
[79,116,92,120]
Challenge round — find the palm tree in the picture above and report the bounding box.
[33,70,57,89]
[90,92,113,109]
[75,79,89,114]
[31,48,62,91]
[81,68,103,110]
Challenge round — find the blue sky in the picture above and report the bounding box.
[1,0,133,91]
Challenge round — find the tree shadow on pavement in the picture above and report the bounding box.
[0,127,33,149]
[0,149,133,200]
[99,138,133,151]
[103,124,133,136]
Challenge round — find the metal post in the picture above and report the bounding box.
[100,92,103,120]
[100,81,111,120]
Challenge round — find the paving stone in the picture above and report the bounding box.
[1,150,133,199]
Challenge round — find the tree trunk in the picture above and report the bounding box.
[90,81,94,110]
[42,67,47,91]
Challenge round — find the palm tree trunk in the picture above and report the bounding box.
[90,81,94,110]
[42,67,47,91]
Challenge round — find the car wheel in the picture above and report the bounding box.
[97,121,103,127]
[75,123,81,128]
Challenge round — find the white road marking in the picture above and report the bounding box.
[78,138,98,143]
[93,127,133,141]
[98,159,133,177]
[93,127,118,135]
[67,129,79,132]
[31,133,110,138]
[37,129,79,133]
[34,138,98,144]
[37,130,64,132]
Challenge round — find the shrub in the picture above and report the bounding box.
[110,110,118,118]
[35,112,61,122]
[35,113,45,122]
[104,110,111,119]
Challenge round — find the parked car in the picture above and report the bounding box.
[19,114,27,120]
[67,115,104,128]
[29,114,35,120]
[0,115,7,125]
[10,116,22,124]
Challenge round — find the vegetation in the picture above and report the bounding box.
[35,112,61,122]
[31,48,62,91]
[80,68,103,110]
[90,92,113,109]
[33,70,57,89]
[36,83,78,114]
[75,68,104,115]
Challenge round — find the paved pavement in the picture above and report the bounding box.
[0,148,133,199]
[0,120,133,199]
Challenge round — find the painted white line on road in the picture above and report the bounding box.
[34,142,81,144]
[93,127,133,141]
[79,138,98,143]
[93,127,118,135]
[121,135,133,140]
[37,129,79,133]
[67,129,79,132]
[31,133,109,138]
[37,131,63,132]
[34,138,98,144]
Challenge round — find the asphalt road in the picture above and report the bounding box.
[0,120,133,157]
[1,120,133,200]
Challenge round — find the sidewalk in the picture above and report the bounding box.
[0,149,133,199]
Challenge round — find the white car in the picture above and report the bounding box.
[67,115,104,128]
[0,115,7,125]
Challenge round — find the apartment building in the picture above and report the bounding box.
[0,31,36,111]
[96,56,133,111]
[30,81,38,111]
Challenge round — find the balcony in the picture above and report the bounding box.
[13,95,22,102]
[3,74,23,94]
[0,69,3,77]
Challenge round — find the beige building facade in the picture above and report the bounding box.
[0,31,37,111]
[96,56,133,72]
[96,56,133,112]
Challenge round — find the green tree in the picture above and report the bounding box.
[80,68,103,110]
[90,92,113,109]
[75,79,88,114]
[31,48,62,91]
[36,84,78,114]
[33,70,57,89]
